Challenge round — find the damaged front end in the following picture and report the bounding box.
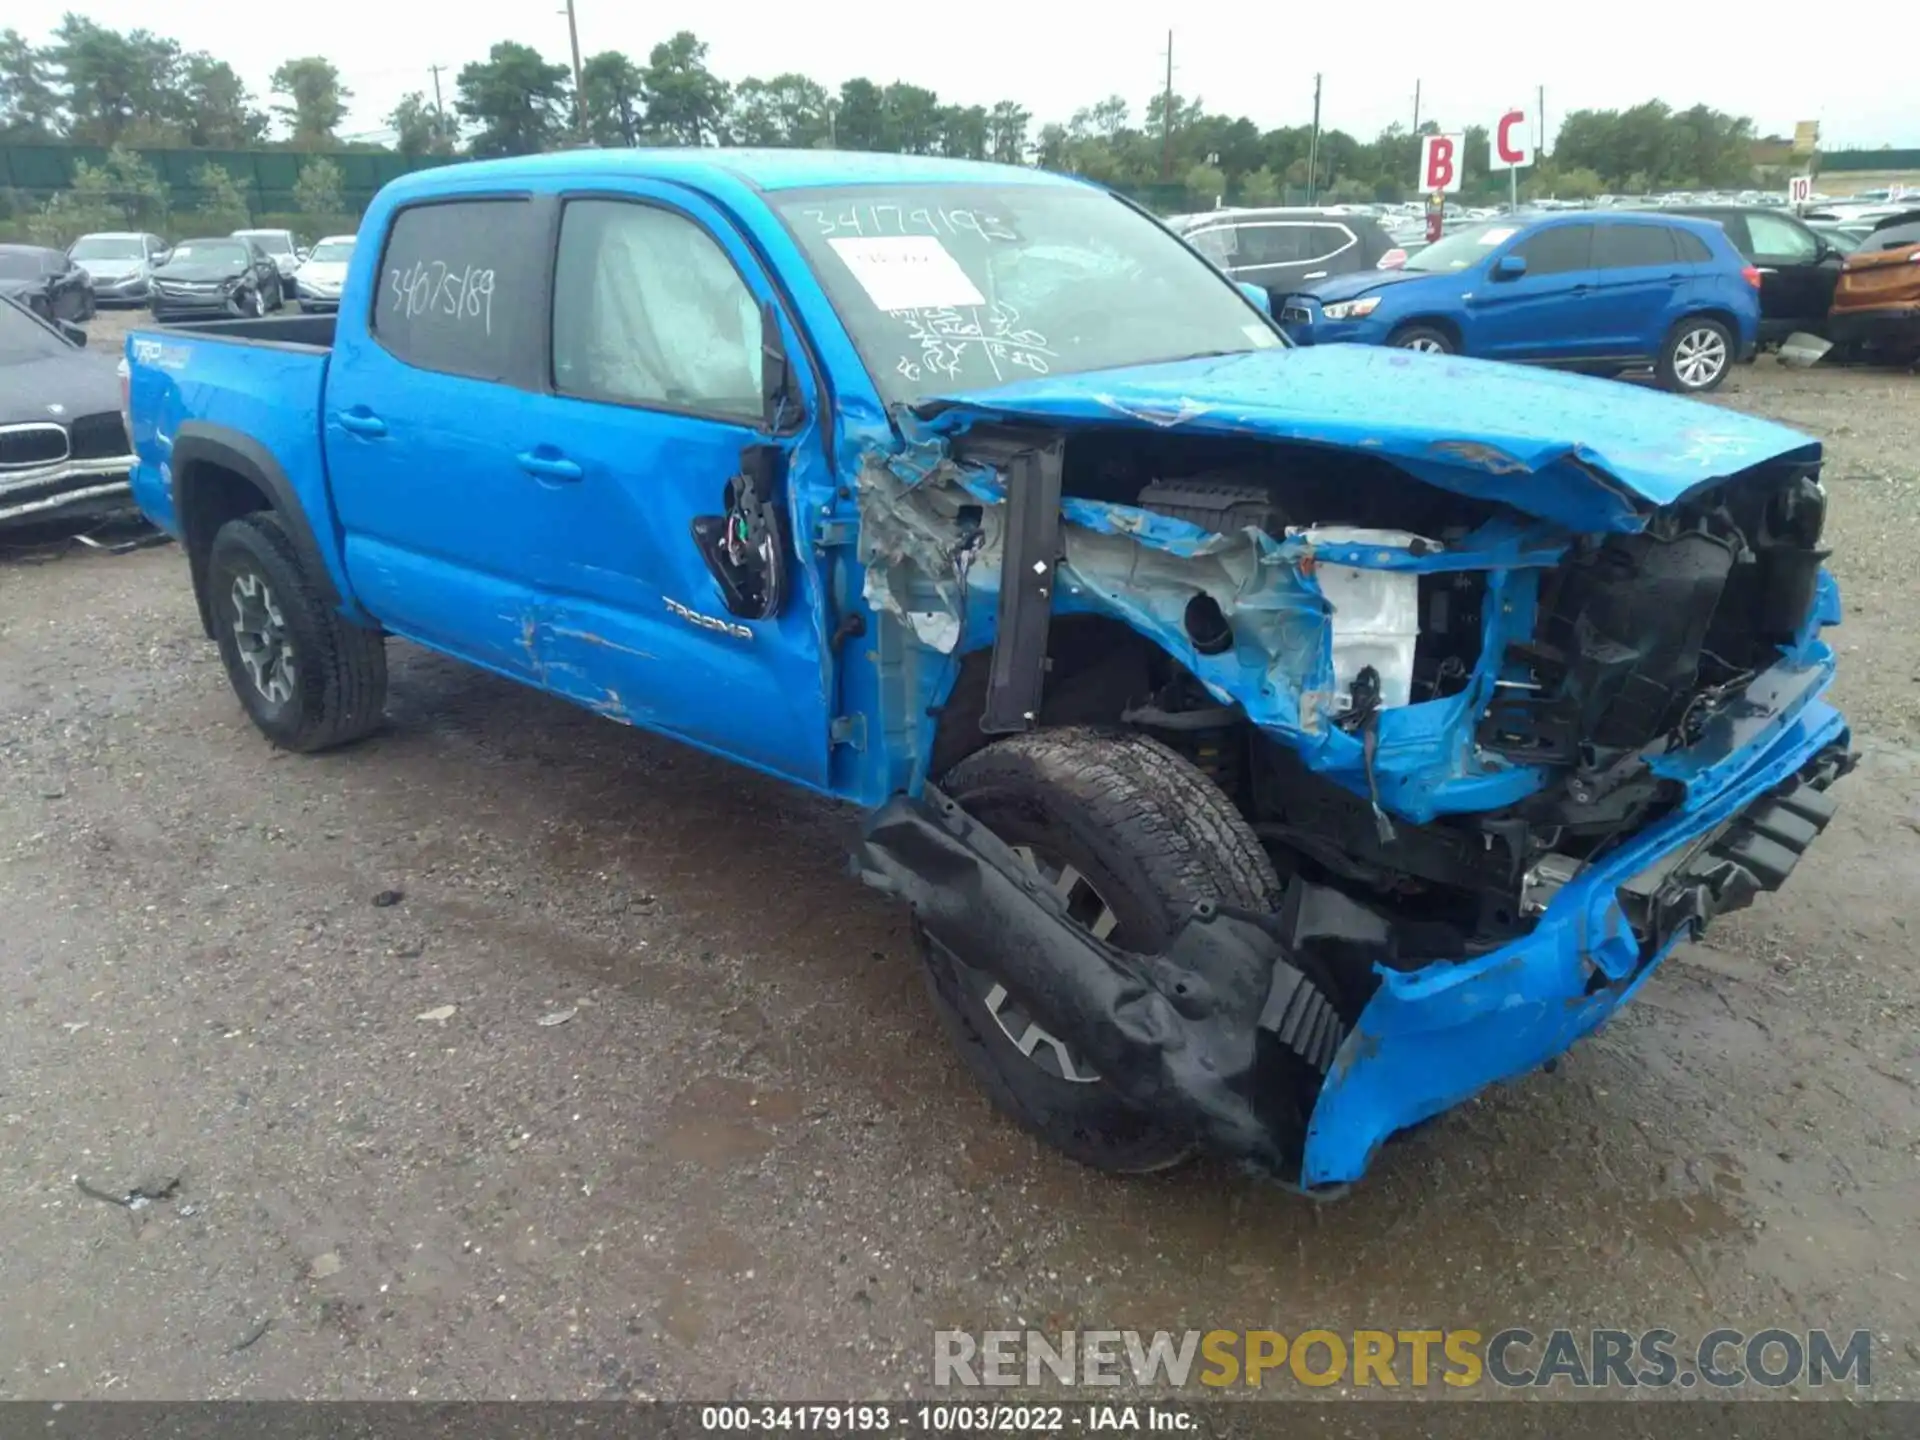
[851,352,1853,1187]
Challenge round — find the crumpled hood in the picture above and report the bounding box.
[911,347,1821,533]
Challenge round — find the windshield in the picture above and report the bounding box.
[165,241,247,267]
[0,297,69,361]
[1401,222,1520,273]
[238,232,294,256]
[0,251,46,279]
[70,237,143,261]
[308,240,354,263]
[772,183,1281,404]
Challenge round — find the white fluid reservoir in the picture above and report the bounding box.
[1295,527,1429,712]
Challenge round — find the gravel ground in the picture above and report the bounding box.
[2,312,1916,1402]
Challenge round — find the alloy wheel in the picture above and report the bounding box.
[229,571,297,704]
[1673,326,1728,388]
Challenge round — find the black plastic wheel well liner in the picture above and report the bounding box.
[171,422,341,637]
[854,785,1361,1186]
[980,436,1065,735]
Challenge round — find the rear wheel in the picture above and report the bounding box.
[920,727,1308,1175]
[1387,323,1455,354]
[206,513,387,752]
[1658,316,1733,392]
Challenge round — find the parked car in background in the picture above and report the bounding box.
[1828,212,1920,364]
[1168,208,1407,307]
[68,231,170,306]
[150,237,285,321]
[233,228,306,297]
[1805,221,1867,255]
[0,295,134,527]
[1653,205,1846,343]
[293,234,354,312]
[0,244,95,322]
[1279,212,1760,392]
[122,150,1851,1192]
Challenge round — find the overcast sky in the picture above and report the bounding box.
[16,0,1917,153]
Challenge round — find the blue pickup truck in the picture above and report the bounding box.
[125,150,1852,1191]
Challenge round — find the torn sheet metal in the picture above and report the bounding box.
[853,785,1352,1185]
[905,345,1823,533]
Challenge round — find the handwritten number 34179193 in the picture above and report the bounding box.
[388,260,496,335]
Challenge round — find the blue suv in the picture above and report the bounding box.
[1278,212,1761,393]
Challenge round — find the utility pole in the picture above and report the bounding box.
[562,0,587,142]
[428,64,446,120]
[1160,30,1174,183]
[1537,83,1546,159]
[1307,73,1322,205]
[1411,80,1420,138]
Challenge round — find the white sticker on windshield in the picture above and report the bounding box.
[828,236,986,312]
[1478,227,1518,245]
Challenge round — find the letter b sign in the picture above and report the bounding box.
[1420,134,1465,194]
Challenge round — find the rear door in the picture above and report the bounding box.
[1587,221,1684,359]
[1466,222,1598,361]
[323,193,557,679]
[1743,210,1837,334]
[516,187,832,786]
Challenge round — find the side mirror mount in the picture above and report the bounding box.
[690,445,790,622]
[1492,253,1528,280]
[1236,280,1273,316]
[759,299,802,435]
[58,319,87,347]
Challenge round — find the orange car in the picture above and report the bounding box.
[1829,210,1920,361]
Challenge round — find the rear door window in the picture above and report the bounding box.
[1304,224,1357,263]
[1673,230,1714,263]
[1234,224,1310,268]
[1869,220,1920,250]
[372,198,537,382]
[1513,224,1593,275]
[1593,225,1678,269]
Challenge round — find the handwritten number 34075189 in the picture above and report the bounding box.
[388,260,496,335]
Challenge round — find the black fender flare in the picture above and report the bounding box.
[171,421,345,635]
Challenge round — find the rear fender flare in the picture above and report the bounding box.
[171,422,359,635]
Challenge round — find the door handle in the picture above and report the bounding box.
[337,408,387,437]
[517,450,583,483]
[1302,270,1329,280]
[1756,266,1779,274]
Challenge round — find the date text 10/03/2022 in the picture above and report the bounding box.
[699,1406,1194,1432]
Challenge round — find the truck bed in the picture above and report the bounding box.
[148,312,336,349]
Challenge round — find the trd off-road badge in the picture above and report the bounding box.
[664,595,754,641]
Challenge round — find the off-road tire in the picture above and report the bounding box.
[206,512,387,752]
[1657,316,1734,393]
[921,726,1287,1174]
[1386,323,1455,354]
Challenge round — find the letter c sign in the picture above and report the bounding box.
[1493,108,1535,169]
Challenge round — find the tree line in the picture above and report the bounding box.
[2,17,1769,214]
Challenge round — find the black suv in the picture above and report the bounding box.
[1654,206,1847,342]
[1167,208,1406,306]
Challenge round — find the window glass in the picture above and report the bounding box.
[1512,224,1593,275]
[1184,225,1237,267]
[1674,230,1714,263]
[1593,224,1678,269]
[1304,224,1356,262]
[1234,224,1310,267]
[773,183,1282,403]
[1745,213,1818,261]
[551,199,763,420]
[1872,221,1920,249]
[373,199,533,382]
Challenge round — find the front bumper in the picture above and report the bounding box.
[91,274,152,304]
[857,655,1851,1190]
[150,289,245,320]
[0,453,137,526]
[299,290,341,311]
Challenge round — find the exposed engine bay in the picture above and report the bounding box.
[861,418,1837,1006]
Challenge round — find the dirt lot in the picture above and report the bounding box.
[2,311,1916,1401]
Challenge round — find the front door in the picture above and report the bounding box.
[516,188,834,789]
[1466,222,1598,362]
[1743,210,1836,336]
